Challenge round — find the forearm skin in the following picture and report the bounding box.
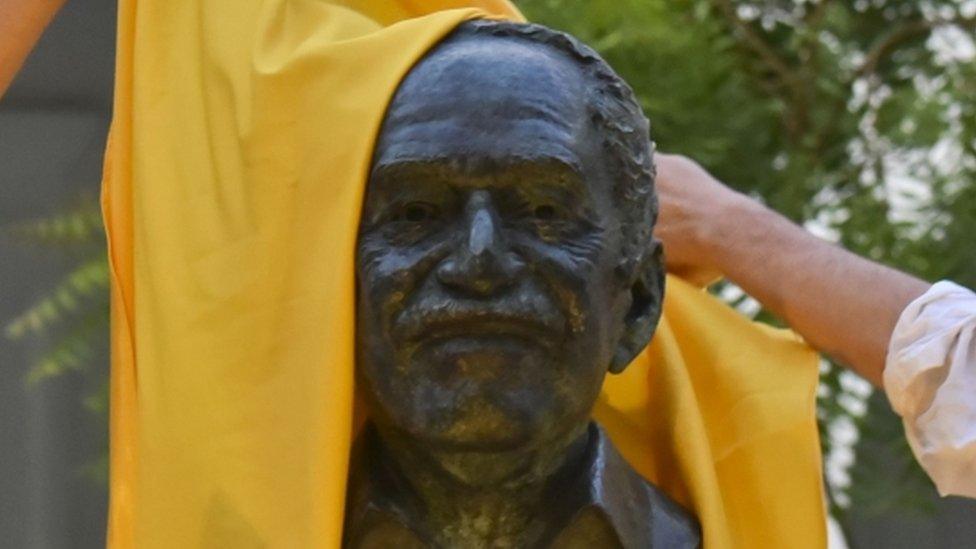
[0,0,67,99]
[704,198,929,387]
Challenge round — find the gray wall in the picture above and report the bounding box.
[1,1,115,547]
[1,2,974,548]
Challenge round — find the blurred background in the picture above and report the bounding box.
[1,0,974,547]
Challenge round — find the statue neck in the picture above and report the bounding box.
[373,422,590,546]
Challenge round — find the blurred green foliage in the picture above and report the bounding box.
[4,198,108,386]
[520,0,975,524]
[3,197,110,482]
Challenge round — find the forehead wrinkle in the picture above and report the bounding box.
[372,152,585,184]
[374,118,582,172]
[385,98,576,134]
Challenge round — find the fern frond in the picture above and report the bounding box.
[5,199,104,247]
[83,380,109,415]
[26,334,92,384]
[4,255,109,340]
[25,312,107,385]
[79,453,109,486]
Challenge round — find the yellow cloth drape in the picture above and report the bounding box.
[102,1,827,547]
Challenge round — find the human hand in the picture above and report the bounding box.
[653,152,754,286]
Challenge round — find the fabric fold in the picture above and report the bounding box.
[103,1,826,547]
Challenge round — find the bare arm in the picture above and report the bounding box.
[0,0,67,99]
[654,152,930,387]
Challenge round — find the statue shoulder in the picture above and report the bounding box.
[645,483,701,549]
[593,423,702,548]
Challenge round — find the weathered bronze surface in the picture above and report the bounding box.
[350,20,700,548]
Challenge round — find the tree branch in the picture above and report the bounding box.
[856,16,976,78]
[813,15,976,157]
[804,0,831,27]
[712,0,795,86]
[712,0,814,142]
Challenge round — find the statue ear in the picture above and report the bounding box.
[609,239,665,374]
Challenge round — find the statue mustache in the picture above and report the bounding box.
[393,293,565,344]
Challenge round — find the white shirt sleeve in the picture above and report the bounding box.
[883,280,976,498]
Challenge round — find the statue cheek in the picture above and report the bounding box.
[361,243,450,322]
[542,261,621,354]
[508,254,588,337]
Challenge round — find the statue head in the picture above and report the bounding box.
[355,20,663,474]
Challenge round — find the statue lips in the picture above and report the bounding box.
[393,291,566,351]
[403,312,560,351]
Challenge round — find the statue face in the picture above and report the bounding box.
[356,38,643,453]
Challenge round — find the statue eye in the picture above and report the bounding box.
[533,204,557,221]
[401,202,439,223]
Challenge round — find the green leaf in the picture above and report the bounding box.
[4,197,104,248]
[3,255,109,340]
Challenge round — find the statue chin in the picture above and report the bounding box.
[391,344,568,448]
[428,444,543,488]
[398,392,545,453]
[413,334,554,382]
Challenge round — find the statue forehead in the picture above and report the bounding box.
[374,36,592,169]
[393,36,587,110]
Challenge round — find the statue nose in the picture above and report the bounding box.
[436,194,525,296]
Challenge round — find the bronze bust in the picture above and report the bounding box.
[349,20,700,548]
